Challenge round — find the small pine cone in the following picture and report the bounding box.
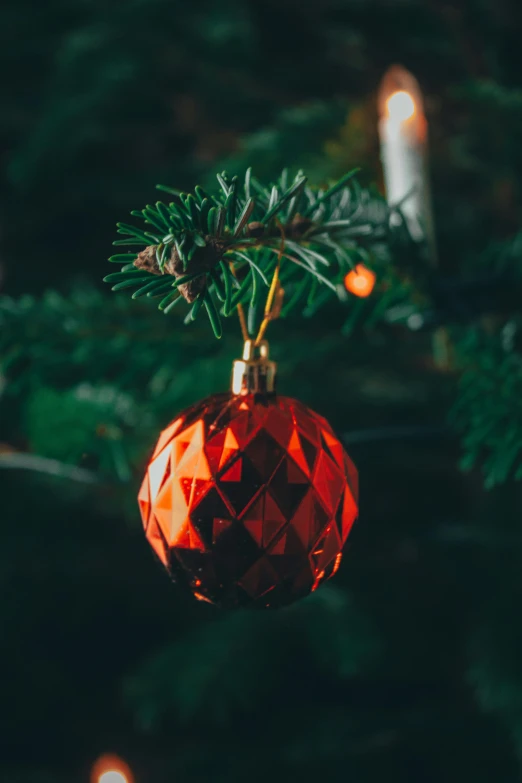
[177,272,207,303]
[134,240,226,303]
[134,246,161,275]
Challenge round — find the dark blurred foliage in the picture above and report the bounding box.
[3,1,522,782]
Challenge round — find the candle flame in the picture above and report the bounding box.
[386,90,415,122]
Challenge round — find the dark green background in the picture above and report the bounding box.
[3,2,522,782]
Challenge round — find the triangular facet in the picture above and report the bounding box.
[239,557,279,599]
[320,431,337,463]
[152,418,182,459]
[188,523,206,551]
[344,454,359,502]
[220,457,242,482]
[146,514,169,565]
[224,427,239,451]
[243,518,264,547]
[189,486,234,548]
[174,432,210,479]
[268,459,309,520]
[312,451,336,514]
[172,439,190,471]
[176,418,205,448]
[148,445,171,499]
[191,448,212,480]
[264,492,286,524]
[216,424,240,471]
[284,525,307,555]
[294,407,320,445]
[339,487,358,542]
[321,452,345,510]
[263,520,285,548]
[269,532,286,554]
[242,493,264,521]
[310,495,331,544]
[138,476,151,529]
[286,456,309,484]
[153,479,173,530]
[213,517,234,543]
[263,407,293,451]
[300,435,318,475]
[154,478,190,546]
[229,408,262,449]
[243,429,284,479]
[179,476,212,509]
[321,428,346,468]
[290,490,313,546]
[205,437,227,475]
[287,429,311,478]
[219,454,263,516]
[172,524,191,549]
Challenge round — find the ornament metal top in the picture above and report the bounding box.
[138,341,359,609]
[232,339,276,395]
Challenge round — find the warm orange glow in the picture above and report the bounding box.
[344,265,376,298]
[331,552,343,577]
[377,65,427,143]
[91,755,133,783]
[386,90,415,122]
[194,591,213,603]
[312,569,326,592]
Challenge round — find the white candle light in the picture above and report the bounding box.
[91,755,133,783]
[99,773,128,783]
[378,65,435,259]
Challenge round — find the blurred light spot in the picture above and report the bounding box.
[386,90,415,122]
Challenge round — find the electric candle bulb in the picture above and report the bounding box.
[91,755,133,783]
[386,90,416,123]
[378,65,434,256]
[99,773,128,783]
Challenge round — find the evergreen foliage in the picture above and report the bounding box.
[105,168,413,336]
[4,1,522,782]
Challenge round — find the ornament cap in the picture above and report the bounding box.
[232,340,276,395]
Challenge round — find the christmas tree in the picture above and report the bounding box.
[3,1,522,781]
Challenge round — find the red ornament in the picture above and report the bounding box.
[138,390,358,608]
[138,341,358,608]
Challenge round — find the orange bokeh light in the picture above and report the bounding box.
[344,265,376,298]
[91,755,133,783]
[386,90,416,122]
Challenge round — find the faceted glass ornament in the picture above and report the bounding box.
[138,393,358,608]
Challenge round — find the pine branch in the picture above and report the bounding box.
[105,168,401,337]
[451,330,522,488]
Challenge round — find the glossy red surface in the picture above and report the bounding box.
[138,393,358,608]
